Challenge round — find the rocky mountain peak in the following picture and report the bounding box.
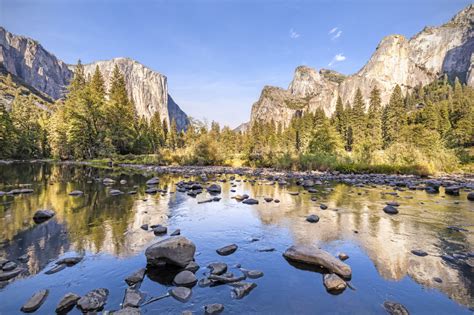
[450,4,473,25]
[288,66,323,97]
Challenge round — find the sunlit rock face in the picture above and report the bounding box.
[0,27,72,99]
[249,4,474,127]
[0,28,188,130]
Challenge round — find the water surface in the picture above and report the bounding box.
[0,163,473,314]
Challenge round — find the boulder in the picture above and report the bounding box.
[216,244,238,256]
[145,236,196,267]
[169,287,192,302]
[445,186,460,196]
[230,282,257,299]
[383,301,410,315]
[55,293,80,314]
[306,214,320,223]
[204,303,224,315]
[125,268,146,286]
[207,184,222,194]
[208,262,227,275]
[383,205,399,215]
[283,245,352,279]
[76,288,109,312]
[173,270,197,287]
[467,192,474,201]
[323,274,347,293]
[33,210,55,224]
[21,289,49,313]
[122,288,145,308]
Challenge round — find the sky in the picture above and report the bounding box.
[1,0,471,127]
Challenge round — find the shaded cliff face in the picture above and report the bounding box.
[0,28,188,130]
[0,27,72,99]
[249,4,474,126]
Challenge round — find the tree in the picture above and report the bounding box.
[383,85,406,147]
[350,88,367,146]
[331,96,345,137]
[0,104,15,158]
[367,86,383,149]
[308,120,344,155]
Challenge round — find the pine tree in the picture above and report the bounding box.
[167,119,178,150]
[367,86,383,149]
[331,96,345,137]
[383,85,406,147]
[351,88,367,147]
[0,103,15,158]
[149,111,164,152]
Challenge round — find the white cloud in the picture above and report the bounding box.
[332,30,342,40]
[328,53,346,66]
[329,27,338,34]
[289,28,300,39]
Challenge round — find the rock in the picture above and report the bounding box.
[120,179,127,185]
[207,184,222,194]
[0,267,23,281]
[146,177,160,185]
[204,303,224,315]
[258,247,276,252]
[169,287,192,302]
[182,311,193,315]
[45,263,66,275]
[122,288,145,308]
[68,190,83,196]
[433,277,443,283]
[33,210,55,223]
[467,192,474,201]
[198,277,212,287]
[145,187,159,194]
[445,186,460,196]
[55,292,80,314]
[411,249,428,257]
[242,198,259,205]
[230,282,257,299]
[302,179,315,187]
[184,261,200,273]
[320,204,328,210]
[243,269,263,279]
[306,214,320,223]
[208,262,227,275]
[128,190,137,195]
[145,236,196,267]
[21,289,49,313]
[274,199,280,203]
[173,270,197,287]
[338,252,349,261]
[383,205,399,215]
[55,256,83,266]
[208,273,246,284]
[140,224,149,231]
[383,301,410,315]
[110,189,124,196]
[76,288,109,312]
[386,201,400,207]
[283,245,352,279]
[103,178,116,184]
[125,268,146,286]
[288,192,299,196]
[114,307,142,315]
[217,244,238,256]
[170,229,181,236]
[264,197,273,202]
[323,274,347,293]
[152,225,167,235]
[2,261,17,271]
[18,254,30,263]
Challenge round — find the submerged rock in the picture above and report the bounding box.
[55,292,80,314]
[110,189,124,196]
[76,288,109,312]
[55,256,83,266]
[204,303,224,314]
[323,274,347,293]
[216,244,238,256]
[45,263,66,275]
[444,186,460,196]
[208,262,227,275]
[283,245,352,279]
[122,288,145,308]
[21,289,49,313]
[383,301,410,315]
[125,268,146,286]
[208,273,246,284]
[242,198,259,205]
[33,210,55,223]
[169,287,192,302]
[145,236,196,267]
[184,261,200,273]
[383,205,399,215]
[230,282,257,299]
[115,307,142,314]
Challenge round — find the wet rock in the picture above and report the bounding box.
[45,263,66,275]
[33,209,55,223]
[264,197,273,202]
[258,247,276,252]
[115,307,142,314]
[169,287,192,302]
[274,199,280,203]
[212,196,221,202]
[383,301,409,315]
[55,256,83,266]
[173,270,197,287]
[208,273,246,284]
[128,190,137,195]
[411,249,428,257]
[447,226,468,232]
[383,205,399,215]
[444,186,460,196]
[338,253,349,261]
[320,204,328,210]
[283,245,352,279]
[68,190,83,196]
[152,225,167,235]
[0,267,23,281]
[306,214,319,223]
[288,192,299,196]
[140,224,148,231]
[386,201,400,207]
[242,269,263,279]
[182,310,193,315]
[323,274,347,293]
[198,198,213,204]
[208,262,227,275]
[55,292,80,314]
[467,192,474,201]
[145,187,159,194]
[207,184,222,194]
[146,177,160,185]
[242,198,259,205]
[168,229,180,236]
[184,261,200,273]
[110,189,124,196]
[125,268,146,286]
[230,282,257,299]
[122,288,145,308]
[2,261,17,271]
[103,178,116,184]
[21,289,49,313]
[198,277,212,287]
[204,303,224,314]
[433,277,443,283]
[217,244,238,256]
[145,236,196,267]
[76,288,109,312]
[18,254,29,263]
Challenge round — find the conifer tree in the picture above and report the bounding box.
[0,103,15,158]
[383,85,405,147]
[367,86,383,149]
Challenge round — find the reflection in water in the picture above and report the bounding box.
[0,163,473,311]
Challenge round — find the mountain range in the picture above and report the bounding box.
[0,26,188,130]
[247,4,473,128]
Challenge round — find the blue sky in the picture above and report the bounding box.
[1,0,471,127]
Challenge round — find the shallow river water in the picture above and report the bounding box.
[0,163,473,314]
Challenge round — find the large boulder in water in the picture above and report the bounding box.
[283,245,352,279]
[145,236,196,267]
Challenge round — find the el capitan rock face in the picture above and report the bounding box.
[249,4,474,127]
[0,28,188,130]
